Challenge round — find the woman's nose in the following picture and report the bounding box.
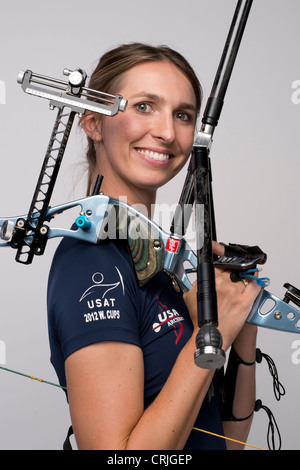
[152,112,176,143]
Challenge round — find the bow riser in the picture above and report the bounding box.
[1,196,299,335]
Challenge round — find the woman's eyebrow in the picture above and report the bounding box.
[130,92,165,103]
[130,92,196,112]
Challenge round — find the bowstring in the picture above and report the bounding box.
[192,426,266,451]
[0,365,267,450]
[0,365,67,390]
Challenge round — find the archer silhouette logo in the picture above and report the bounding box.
[79,268,125,302]
[0,80,6,105]
[0,340,6,364]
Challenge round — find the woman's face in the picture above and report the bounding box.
[93,61,197,204]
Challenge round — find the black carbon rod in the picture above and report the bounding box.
[170,0,253,237]
[194,0,253,368]
[201,0,253,128]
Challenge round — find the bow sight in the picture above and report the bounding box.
[6,67,127,265]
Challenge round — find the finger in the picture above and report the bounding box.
[212,241,225,257]
[240,278,262,299]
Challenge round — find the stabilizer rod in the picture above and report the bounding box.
[170,1,254,368]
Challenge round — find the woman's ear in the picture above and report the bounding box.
[80,112,102,142]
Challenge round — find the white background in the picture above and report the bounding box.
[0,0,299,450]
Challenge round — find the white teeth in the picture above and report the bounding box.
[137,148,169,161]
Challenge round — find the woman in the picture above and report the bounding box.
[47,43,261,450]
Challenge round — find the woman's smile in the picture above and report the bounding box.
[134,147,174,165]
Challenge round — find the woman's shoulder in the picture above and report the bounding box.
[52,236,133,273]
[47,236,139,299]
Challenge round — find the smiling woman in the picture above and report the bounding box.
[47,42,261,450]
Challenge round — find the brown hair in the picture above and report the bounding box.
[84,43,203,194]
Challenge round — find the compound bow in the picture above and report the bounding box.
[0,2,299,355]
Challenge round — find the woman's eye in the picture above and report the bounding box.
[175,112,191,122]
[136,103,151,113]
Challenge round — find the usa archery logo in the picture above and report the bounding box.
[152,297,184,345]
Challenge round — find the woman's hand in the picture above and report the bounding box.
[183,242,261,351]
[214,267,260,351]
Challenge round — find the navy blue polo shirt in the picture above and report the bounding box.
[47,236,226,450]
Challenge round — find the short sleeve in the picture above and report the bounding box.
[47,238,142,364]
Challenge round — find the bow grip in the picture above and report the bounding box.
[97,203,165,286]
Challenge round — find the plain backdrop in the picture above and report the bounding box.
[0,0,299,450]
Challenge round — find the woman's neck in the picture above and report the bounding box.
[91,172,157,219]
